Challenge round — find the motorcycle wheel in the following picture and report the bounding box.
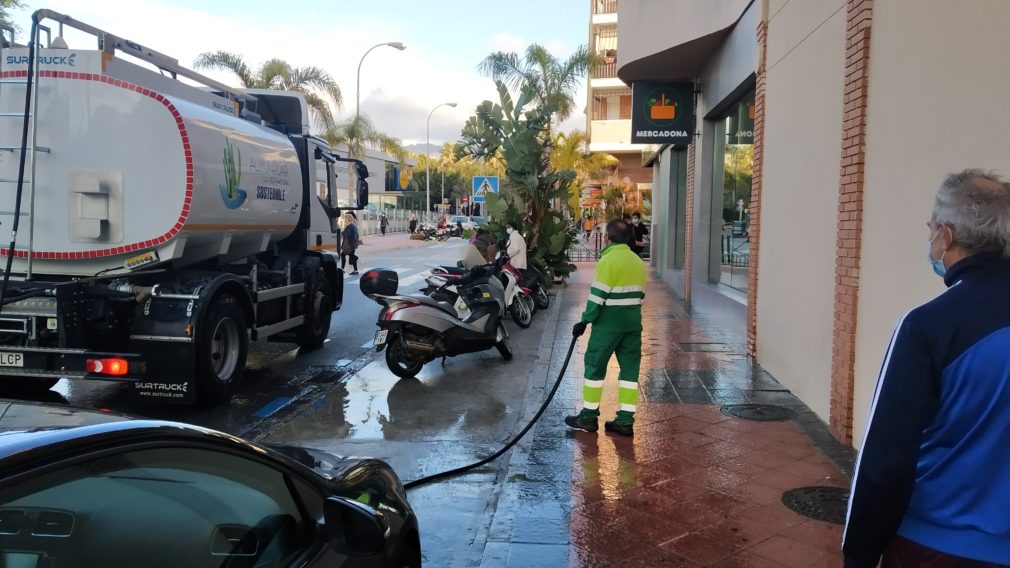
[496,334,513,360]
[385,335,424,379]
[524,292,537,317]
[535,287,550,310]
[510,297,532,328]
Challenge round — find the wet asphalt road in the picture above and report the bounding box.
[5,235,561,566]
[13,238,470,434]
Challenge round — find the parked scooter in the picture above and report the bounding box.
[418,223,451,241]
[519,266,550,310]
[424,252,533,328]
[361,265,513,379]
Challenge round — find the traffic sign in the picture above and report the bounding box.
[472,176,499,203]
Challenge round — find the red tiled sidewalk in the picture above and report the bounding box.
[563,264,852,568]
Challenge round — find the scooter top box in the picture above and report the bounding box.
[359,269,398,296]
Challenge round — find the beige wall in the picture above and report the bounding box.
[852,0,1010,445]
[590,119,633,146]
[756,0,846,422]
[617,0,752,70]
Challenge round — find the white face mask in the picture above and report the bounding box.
[506,227,514,235]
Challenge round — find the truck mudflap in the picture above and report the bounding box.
[129,339,196,403]
[126,289,200,404]
[0,346,144,382]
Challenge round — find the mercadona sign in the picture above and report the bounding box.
[630,81,695,145]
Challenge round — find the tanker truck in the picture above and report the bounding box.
[0,10,368,403]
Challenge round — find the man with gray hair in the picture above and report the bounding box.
[843,169,1010,567]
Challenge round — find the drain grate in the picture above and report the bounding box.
[781,486,849,525]
[721,404,797,421]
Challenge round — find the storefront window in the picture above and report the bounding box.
[714,92,755,292]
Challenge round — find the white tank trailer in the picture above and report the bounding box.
[0,10,370,403]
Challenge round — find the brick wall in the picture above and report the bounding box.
[684,142,696,302]
[829,0,874,446]
[616,155,652,185]
[746,19,769,357]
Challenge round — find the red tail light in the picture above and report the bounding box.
[86,358,130,376]
[383,302,418,321]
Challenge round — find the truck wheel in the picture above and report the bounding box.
[385,335,423,379]
[296,274,332,351]
[196,294,248,404]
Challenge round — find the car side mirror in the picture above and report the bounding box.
[355,163,370,209]
[356,177,369,210]
[323,496,389,556]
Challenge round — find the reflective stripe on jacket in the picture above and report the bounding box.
[581,243,646,332]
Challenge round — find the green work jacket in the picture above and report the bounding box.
[580,243,646,332]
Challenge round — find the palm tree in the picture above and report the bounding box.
[322,114,406,203]
[194,51,342,131]
[478,44,597,126]
[0,0,22,31]
[550,130,618,216]
[323,114,405,162]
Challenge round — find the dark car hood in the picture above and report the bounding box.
[0,399,126,438]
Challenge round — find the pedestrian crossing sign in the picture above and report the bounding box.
[472,176,499,203]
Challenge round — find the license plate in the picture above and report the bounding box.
[0,352,23,367]
[374,329,388,348]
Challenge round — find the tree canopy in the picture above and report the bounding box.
[478,44,597,125]
[194,51,342,131]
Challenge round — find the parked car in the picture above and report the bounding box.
[450,215,476,230]
[470,216,487,226]
[0,399,421,567]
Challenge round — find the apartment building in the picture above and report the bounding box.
[617,0,1010,448]
[586,0,651,208]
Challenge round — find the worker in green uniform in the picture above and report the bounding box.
[566,218,647,436]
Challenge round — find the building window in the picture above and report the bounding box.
[711,91,755,292]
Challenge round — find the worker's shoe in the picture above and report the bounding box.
[564,414,599,433]
[604,420,634,437]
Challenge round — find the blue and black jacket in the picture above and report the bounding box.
[843,252,1010,566]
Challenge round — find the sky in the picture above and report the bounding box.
[13,0,591,148]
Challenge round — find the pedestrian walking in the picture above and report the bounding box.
[409,213,418,235]
[504,222,527,270]
[380,212,388,236]
[566,218,646,436]
[843,169,1010,568]
[630,212,649,257]
[339,213,360,275]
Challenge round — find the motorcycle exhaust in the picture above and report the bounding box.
[405,339,437,353]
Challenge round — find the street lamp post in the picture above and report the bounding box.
[356,41,406,118]
[351,41,404,206]
[426,102,457,220]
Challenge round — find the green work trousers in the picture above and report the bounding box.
[580,328,642,425]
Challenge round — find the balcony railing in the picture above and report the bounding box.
[591,60,617,79]
[592,0,618,15]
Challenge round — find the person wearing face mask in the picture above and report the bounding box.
[504,223,527,270]
[843,169,1010,568]
[629,212,649,257]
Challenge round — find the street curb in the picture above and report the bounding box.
[473,282,569,566]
